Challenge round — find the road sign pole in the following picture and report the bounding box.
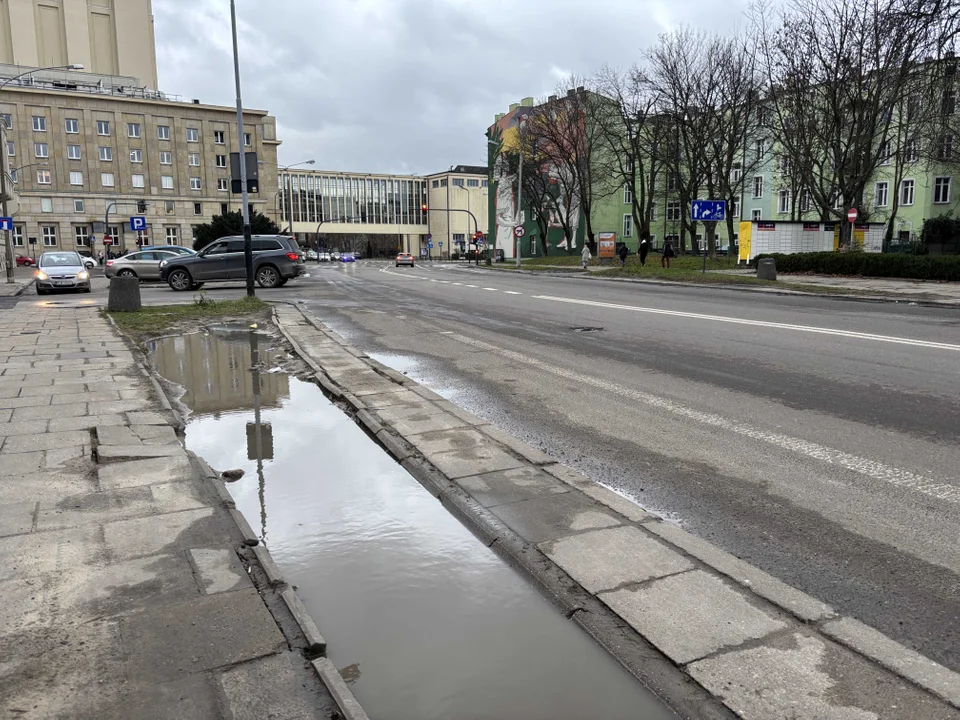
[230,0,254,298]
[2,153,12,284]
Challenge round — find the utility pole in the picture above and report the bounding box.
[230,0,254,297]
[2,142,11,283]
[515,146,524,268]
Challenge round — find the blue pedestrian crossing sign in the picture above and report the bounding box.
[130,216,147,231]
[427,242,433,249]
[691,200,726,222]
[0,216,12,231]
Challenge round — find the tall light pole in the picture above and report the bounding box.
[280,159,315,237]
[229,0,256,297]
[1,64,83,283]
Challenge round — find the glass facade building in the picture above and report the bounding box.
[280,172,428,227]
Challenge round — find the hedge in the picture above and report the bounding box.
[753,252,960,281]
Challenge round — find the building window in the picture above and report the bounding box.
[165,200,175,214]
[439,178,447,187]
[99,146,113,161]
[731,166,742,183]
[34,142,48,158]
[934,177,952,204]
[753,176,763,198]
[161,175,174,190]
[482,179,489,187]
[190,177,201,191]
[623,213,633,237]
[752,209,762,221]
[244,132,251,147]
[106,225,120,244]
[188,152,200,166]
[0,113,10,129]
[37,169,51,184]
[905,138,918,163]
[943,88,956,115]
[6,141,13,157]
[40,198,52,212]
[186,128,199,143]
[158,125,171,140]
[65,118,79,134]
[217,178,228,191]
[74,199,84,213]
[165,226,179,244]
[431,180,439,188]
[798,188,812,212]
[32,116,46,132]
[41,226,57,246]
[97,120,110,136]
[900,179,915,206]
[214,130,225,144]
[12,225,23,246]
[878,140,891,165]
[623,184,632,204]
[755,139,765,159]
[220,202,229,215]
[778,189,791,214]
[101,172,115,187]
[70,171,84,186]
[129,148,142,163]
[215,154,227,168]
[67,144,81,160]
[666,201,681,221]
[194,202,203,216]
[127,122,141,138]
[452,178,464,187]
[667,173,678,191]
[731,200,741,217]
[132,174,145,188]
[74,226,90,247]
[939,134,954,160]
[467,178,479,187]
[160,151,173,165]
[875,181,889,207]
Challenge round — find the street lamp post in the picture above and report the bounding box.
[1,64,83,282]
[280,159,315,238]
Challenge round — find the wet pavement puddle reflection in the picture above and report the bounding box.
[150,326,672,720]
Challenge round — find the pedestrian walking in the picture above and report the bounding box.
[661,238,676,268]
[581,244,592,270]
[638,234,650,267]
[617,243,628,267]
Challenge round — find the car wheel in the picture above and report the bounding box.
[396,263,400,267]
[117,269,137,278]
[278,278,289,287]
[167,269,193,291]
[256,264,281,289]
[36,287,46,296]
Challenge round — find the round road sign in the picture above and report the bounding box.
[847,208,858,223]
[513,225,525,238]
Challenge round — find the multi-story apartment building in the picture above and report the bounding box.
[0,67,279,256]
[425,165,488,258]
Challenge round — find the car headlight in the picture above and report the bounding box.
[36,271,48,281]
[77,271,89,280]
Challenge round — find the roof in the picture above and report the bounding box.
[427,164,487,177]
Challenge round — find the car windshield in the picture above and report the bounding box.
[40,253,82,267]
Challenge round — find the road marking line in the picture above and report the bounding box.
[446,332,960,505]
[453,282,463,286]
[466,284,478,288]
[483,287,498,291]
[504,291,522,295]
[531,295,960,352]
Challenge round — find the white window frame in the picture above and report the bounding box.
[878,140,891,165]
[159,151,173,165]
[753,176,763,198]
[940,134,954,160]
[186,128,199,143]
[214,130,225,144]
[158,125,171,141]
[99,146,113,161]
[37,169,51,184]
[132,174,145,188]
[194,202,203,216]
[161,175,174,190]
[101,172,115,187]
[6,140,14,157]
[751,209,762,222]
[127,122,141,138]
[34,142,48,158]
[130,148,142,163]
[875,181,889,207]
[70,171,84,186]
[933,176,952,204]
[74,225,90,247]
[190,177,201,191]
[217,178,229,192]
[666,200,681,222]
[731,200,741,217]
[900,178,915,206]
[905,138,918,163]
[32,116,46,132]
[64,118,79,134]
[244,132,252,147]
[623,184,632,204]
[215,154,227,168]
[96,120,110,136]
[622,213,633,237]
[74,199,84,213]
[778,189,791,214]
[40,197,52,212]
[41,226,57,246]
[67,144,81,160]
[188,152,200,167]
[165,226,180,244]
[165,200,175,215]
[12,225,23,246]
[755,139,765,159]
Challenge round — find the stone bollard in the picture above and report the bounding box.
[756,257,777,281]
[107,276,142,312]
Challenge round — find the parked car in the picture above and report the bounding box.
[15,255,34,266]
[320,252,331,262]
[105,250,179,281]
[341,253,356,263]
[75,250,98,269]
[160,234,305,291]
[35,251,91,295]
[142,245,197,257]
[395,252,415,267]
[331,252,341,261]
[305,249,318,261]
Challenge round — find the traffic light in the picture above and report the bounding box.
[475,231,484,242]
[137,200,147,214]
[422,203,429,214]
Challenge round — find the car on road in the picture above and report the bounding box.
[16,255,35,266]
[341,253,356,263]
[306,249,318,261]
[160,234,305,291]
[35,251,91,295]
[76,250,98,269]
[395,252,415,267]
[142,245,196,257]
[321,252,331,262]
[105,250,180,281]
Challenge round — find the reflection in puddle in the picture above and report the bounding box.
[150,327,672,720]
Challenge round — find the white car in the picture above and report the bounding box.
[331,252,341,261]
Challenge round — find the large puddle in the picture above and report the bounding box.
[149,326,673,720]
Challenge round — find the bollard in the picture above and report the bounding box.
[107,275,142,312]
[756,257,777,281]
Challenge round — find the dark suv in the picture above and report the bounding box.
[161,235,305,291]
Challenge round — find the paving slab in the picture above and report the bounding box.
[425,442,528,480]
[540,525,695,594]
[188,548,252,595]
[151,480,210,514]
[102,507,221,562]
[97,455,195,490]
[689,630,960,720]
[0,470,95,506]
[1,429,90,454]
[120,587,287,682]
[82,675,221,720]
[599,569,788,665]
[219,650,339,720]
[126,410,174,425]
[48,413,126,432]
[96,425,141,445]
[456,466,571,507]
[580,484,655,522]
[96,444,185,461]
[405,426,492,455]
[132,423,180,444]
[488,491,622,543]
[12,401,88,421]
[377,406,472,435]
[0,419,51,438]
[36,485,157,531]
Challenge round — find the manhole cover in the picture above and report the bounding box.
[570,326,603,333]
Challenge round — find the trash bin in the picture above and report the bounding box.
[107,276,141,312]
[756,258,777,281]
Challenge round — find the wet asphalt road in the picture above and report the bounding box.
[14,261,960,672]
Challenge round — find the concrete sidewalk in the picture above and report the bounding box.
[0,276,33,297]
[0,305,364,719]
[275,301,960,720]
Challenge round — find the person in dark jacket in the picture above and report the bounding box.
[617,243,628,267]
[661,238,676,268]
[638,234,650,266]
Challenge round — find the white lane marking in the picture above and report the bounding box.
[446,332,960,505]
[453,282,463,286]
[466,284,478,288]
[430,279,438,282]
[483,287,498,291]
[532,295,960,352]
[504,290,523,295]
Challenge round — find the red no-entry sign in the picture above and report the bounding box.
[847,208,858,223]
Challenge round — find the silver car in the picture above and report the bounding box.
[105,250,179,281]
[35,251,91,295]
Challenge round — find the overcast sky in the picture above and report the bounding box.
[154,0,752,176]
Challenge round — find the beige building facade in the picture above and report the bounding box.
[425,165,488,258]
[1,69,279,256]
[0,0,157,88]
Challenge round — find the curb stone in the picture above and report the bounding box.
[312,658,371,720]
[281,588,327,658]
[275,299,960,718]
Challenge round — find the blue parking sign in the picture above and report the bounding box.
[130,216,147,231]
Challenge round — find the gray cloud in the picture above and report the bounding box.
[154,0,754,175]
